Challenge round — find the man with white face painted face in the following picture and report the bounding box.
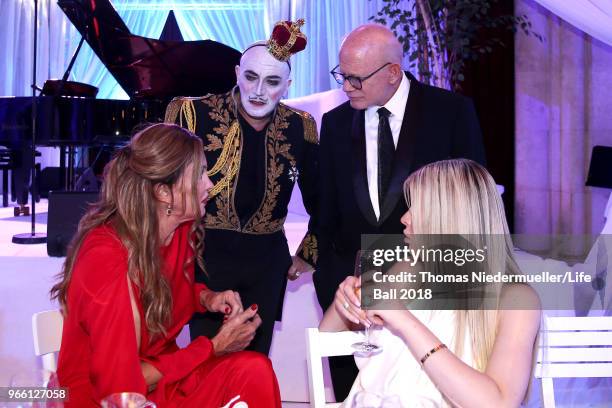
[236,43,290,122]
[165,19,318,355]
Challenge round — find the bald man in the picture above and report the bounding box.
[165,24,319,355]
[316,24,486,399]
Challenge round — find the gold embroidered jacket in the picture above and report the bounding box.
[165,90,318,266]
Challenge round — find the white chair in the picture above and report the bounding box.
[32,310,63,372]
[535,315,612,408]
[305,328,364,408]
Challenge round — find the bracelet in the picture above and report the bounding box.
[420,343,447,365]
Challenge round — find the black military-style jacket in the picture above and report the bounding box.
[165,90,318,266]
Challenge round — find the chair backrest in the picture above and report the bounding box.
[305,328,364,408]
[32,310,63,372]
[535,315,612,408]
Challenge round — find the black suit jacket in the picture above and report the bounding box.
[314,72,486,309]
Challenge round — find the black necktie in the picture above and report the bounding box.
[377,107,394,208]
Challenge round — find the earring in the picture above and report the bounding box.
[166,204,172,216]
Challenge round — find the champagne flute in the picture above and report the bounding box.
[351,250,382,356]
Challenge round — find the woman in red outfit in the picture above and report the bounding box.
[50,123,281,407]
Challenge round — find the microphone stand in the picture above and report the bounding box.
[13,0,46,244]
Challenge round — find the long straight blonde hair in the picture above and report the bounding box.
[50,123,205,338]
[404,159,522,371]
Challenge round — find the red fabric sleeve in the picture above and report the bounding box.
[193,282,208,313]
[142,336,214,384]
[76,238,147,402]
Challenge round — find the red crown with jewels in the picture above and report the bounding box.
[267,19,307,62]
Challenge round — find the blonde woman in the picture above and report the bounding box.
[51,123,281,407]
[320,159,540,407]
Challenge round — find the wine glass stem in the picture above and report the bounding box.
[364,325,369,344]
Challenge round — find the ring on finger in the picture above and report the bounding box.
[343,301,350,310]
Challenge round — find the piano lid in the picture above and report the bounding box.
[58,0,241,99]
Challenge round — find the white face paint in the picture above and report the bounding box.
[236,45,291,119]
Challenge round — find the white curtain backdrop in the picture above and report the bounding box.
[0,0,170,99]
[0,0,399,99]
[0,0,74,97]
[173,0,265,53]
[532,0,612,47]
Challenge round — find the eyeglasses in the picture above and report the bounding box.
[330,62,392,90]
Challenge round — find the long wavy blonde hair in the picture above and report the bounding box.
[404,158,522,372]
[50,123,205,337]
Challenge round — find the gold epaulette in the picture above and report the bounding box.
[284,105,319,144]
[164,97,202,133]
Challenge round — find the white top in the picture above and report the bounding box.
[342,310,474,408]
[364,73,411,219]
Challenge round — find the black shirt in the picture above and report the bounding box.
[235,113,266,225]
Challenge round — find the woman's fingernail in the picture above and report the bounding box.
[250,304,258,311]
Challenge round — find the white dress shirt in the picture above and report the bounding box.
[364,73,410,219]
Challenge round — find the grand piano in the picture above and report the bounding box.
[0,0,241,204]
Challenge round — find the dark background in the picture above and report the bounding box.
[461,0,516,232]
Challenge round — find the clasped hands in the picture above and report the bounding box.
[200,289,262,355]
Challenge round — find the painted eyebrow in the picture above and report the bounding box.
[244,70,282,80]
